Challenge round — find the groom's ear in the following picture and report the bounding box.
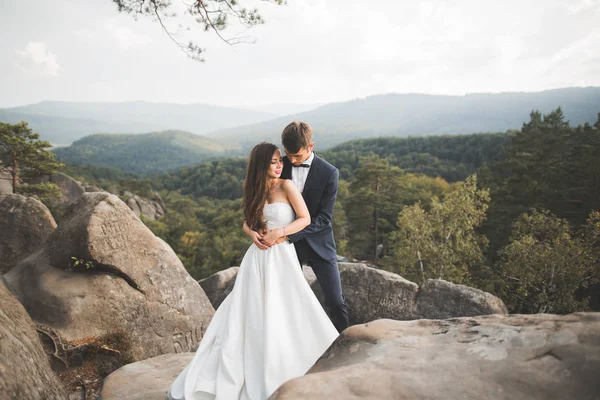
[308,142,315,152]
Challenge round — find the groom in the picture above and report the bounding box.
[277,121,349,333]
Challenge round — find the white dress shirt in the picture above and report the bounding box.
[291,152,314,193]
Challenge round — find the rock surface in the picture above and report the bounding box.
[122,191,165,220]
[37,172,86,205]
[4,193,214,397]
[100,353,193,400]
[0,194,57,274]
[336,263,420,323]
[0,278,67,400]
[337,263,507,324]
[415,278,508,319]
[0,167,12,198]
[200,263,507,322]
[271,312,600,400]
[199,266,239,309]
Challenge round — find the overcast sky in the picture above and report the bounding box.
[1,0,599,108]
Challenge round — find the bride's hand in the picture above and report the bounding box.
[262,228,283,247]
[250,230,268,250]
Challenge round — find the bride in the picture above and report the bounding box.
[167,142,339,400]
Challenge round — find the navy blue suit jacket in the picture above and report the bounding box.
[282,153,338,261]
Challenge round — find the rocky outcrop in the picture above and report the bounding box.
[334,263,421,323]
[0,194,57,274]
[82,182,105,193]
[0,166,12,198]
[33,172,166,221]
[0,279,67,400]
[4,192,214,398]
[100,353,194,400]
[271,313,600,400]
[333,263,507,324]
[199,266,239,309]
[37,171,86,205]
[415,278,508,319]
[122,191,165,221]
[200,263,507,322]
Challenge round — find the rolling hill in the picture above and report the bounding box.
[52,130,240,175]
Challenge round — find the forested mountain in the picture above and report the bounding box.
[209,87,600,151]
[152,132,507,200]
[0,101,274,146]
[56,109,600,313]
[321,133,509,182]
[53,130,238,175]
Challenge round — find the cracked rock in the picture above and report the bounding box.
[4,192,214,370]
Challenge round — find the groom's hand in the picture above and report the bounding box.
[262,228,283,247]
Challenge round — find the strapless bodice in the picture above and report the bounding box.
[263,202,295,230]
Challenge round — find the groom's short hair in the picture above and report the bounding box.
[281,121,313,153]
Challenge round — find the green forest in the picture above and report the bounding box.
[4,108,599,315]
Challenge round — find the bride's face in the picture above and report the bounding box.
[267,149,283,179]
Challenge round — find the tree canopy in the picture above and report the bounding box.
[112,0,285,61]
[0,121,63,199]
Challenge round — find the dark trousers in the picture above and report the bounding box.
[295,240,350,333]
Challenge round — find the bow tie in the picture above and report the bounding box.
[294,164,310,168]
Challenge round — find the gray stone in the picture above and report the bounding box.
[335,263,507,324]
[0,194,57,274]
[416,278,508,319]
[37,172,85,205]
[199,266,240,309]
[100,353,194,400]
[0,166,12,198]
[271,313,600,400]
[337,263,420,324]
[122,191,165,220]
[0,278,67,400]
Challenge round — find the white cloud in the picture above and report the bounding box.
[16,41,63,77]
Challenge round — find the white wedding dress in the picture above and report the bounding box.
[167,202,339,400]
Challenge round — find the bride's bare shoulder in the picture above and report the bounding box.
[281,179,298,191]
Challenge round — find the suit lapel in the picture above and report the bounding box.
[282,156,293,180]
[302,153,321,195]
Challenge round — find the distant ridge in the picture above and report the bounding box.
[0,100,275,146]
[2,87,598,150]
[207,87,600,152]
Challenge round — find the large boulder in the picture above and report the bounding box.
[271,313,600,400]
[0,167,12,198]
[122,191,165,221]
[199,266,240,309]
[320,263,507,324]
[37,172,86,205]
[199,263,507,323]
[0,278,67,400]
[100,353,194,400]
[0,194,57,274]
[415,278,508,319]
[336,263,420,324]
[4,192,214,397]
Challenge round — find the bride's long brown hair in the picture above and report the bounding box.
[243,142,279,232]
